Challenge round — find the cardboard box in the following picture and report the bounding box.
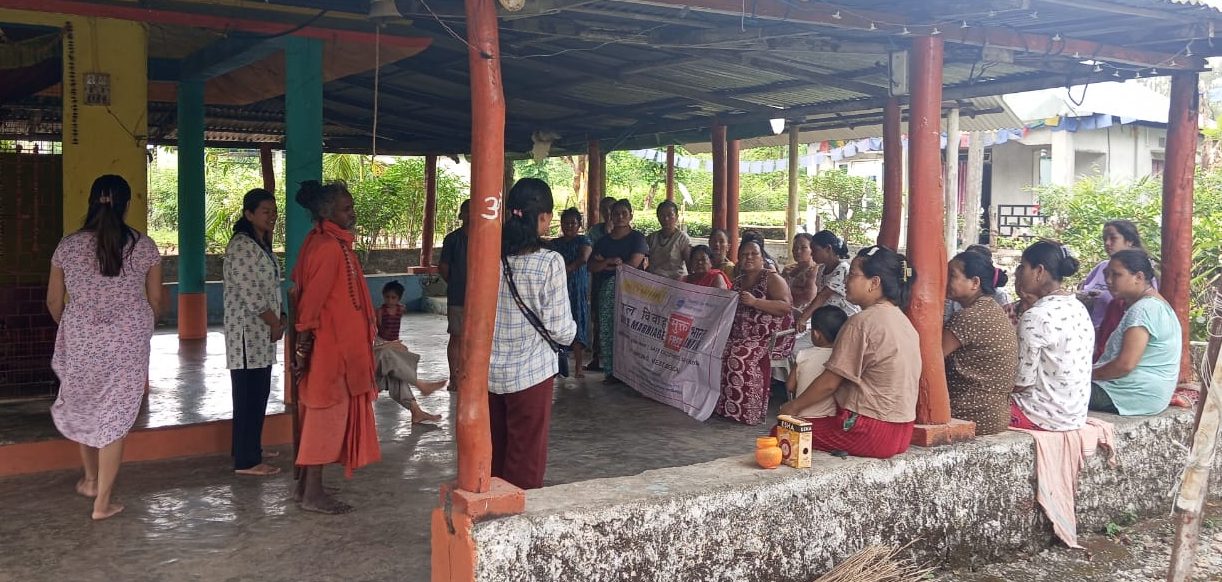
[776,414,812,468]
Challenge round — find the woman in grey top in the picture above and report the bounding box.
[223,188,283,477]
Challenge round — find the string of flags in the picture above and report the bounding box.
[630,128,1027,175]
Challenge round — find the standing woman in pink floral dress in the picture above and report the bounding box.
[45,175,162,520]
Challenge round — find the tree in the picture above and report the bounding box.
[804,170,881,246]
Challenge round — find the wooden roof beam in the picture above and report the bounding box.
[738,54,888,97]
[615,0,1193,69]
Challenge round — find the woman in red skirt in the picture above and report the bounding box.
[779,245,921,459]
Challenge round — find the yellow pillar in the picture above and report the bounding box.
[0,10,149,233]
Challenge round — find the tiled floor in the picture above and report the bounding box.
[0,314,776,581]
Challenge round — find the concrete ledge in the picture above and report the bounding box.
[472,409,1207,581]
[422,296,449,316]
[0,413,293,477]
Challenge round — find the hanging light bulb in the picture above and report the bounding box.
[868,22,877,31]
[1135,70,1143,79]
[900,26,911,35]
[1073,51,1081,59]
[1093,63,1103,73]
[931,27,942,35]
[1052,33,1062,41]
[769,118,786,135]
[988,10,997,17]
[1031,10,1039,18]
[1185,42,1194,56]
[831,10,842,19]
[961,20,969,28]
[1113,69,1121,77]
[1151,67,1159,75]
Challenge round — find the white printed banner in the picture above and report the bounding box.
[612,267,738,421]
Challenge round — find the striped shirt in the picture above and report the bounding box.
[489,250,577,394]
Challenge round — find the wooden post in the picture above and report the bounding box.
[944,107,961,253]
[787,125,800,244]
[433,1,526,580]
[665,145,676,203]
[456,0,502,496]
[587,140,602,223]
[1163,71,1199,386]
[964,132,985,247]
[711,124,728,231]
[421,154,438,268]
[905,36,959,442]
[727,138,741,260]
[1167,353,1221,582]
[879,96,903,249]
[259,144,275,193]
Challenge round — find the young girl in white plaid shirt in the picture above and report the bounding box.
[488,178,576,489]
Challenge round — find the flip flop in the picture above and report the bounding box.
[235,464,282,477]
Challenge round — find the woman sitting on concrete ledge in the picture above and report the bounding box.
[779,245,920,459]
[1009,240,1094,431]
[942,250,1018,436]
[1090,250,1181,416]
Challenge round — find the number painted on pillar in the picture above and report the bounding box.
[481,196,501,220]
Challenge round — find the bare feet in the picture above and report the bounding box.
[299,495,354,515]
[75,478,98,498]
[234,463,282,477]
[91,503,124,520]
[411,407,442,424]
[417,379,448,395]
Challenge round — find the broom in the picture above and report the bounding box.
[814,544,934,582]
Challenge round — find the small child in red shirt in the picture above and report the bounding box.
[375,281,447,423]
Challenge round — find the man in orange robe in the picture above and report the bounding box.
[290,182,380,514]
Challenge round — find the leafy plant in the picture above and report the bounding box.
[804,170,882,246]
[1026,171,1222,341]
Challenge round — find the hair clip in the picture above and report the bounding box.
[865,246,879,256]
[1059,244,1072,258]
[512,208,524,218]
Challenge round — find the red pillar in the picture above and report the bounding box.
[259,144,275,193]
[665,145,676,203]
[1163,71,1199,385]
[456,0,502,496]
[905,36,955,435]
[727,138,741,261]
[879,97,903,249]
[421,154,438,269]
[711,124,728,231]
[433,0,525,579]
[587,140,602,223]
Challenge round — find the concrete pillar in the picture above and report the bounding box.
[944,107,961,252]
[727,139,741,260]
[879,97,903,249]
[711,124,727,231]
[1162,72,1199,385]
[905,36,962,444]
[1050,130,1076,186]
[284,36,323,279]
[176,79,207,340]
[421,155,438,269]
[964,132,985,247]
[64,18,149,232]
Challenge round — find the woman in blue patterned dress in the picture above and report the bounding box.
[549,208,592,377]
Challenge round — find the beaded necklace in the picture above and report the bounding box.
[336,238,363,312]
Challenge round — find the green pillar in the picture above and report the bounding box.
[284,36,323,278]
[176,78,207,340]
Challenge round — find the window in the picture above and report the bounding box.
[1037,149,1052,186]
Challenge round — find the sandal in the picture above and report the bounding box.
[235,463,282,477]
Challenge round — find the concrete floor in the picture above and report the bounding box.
[0,314,775,581]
